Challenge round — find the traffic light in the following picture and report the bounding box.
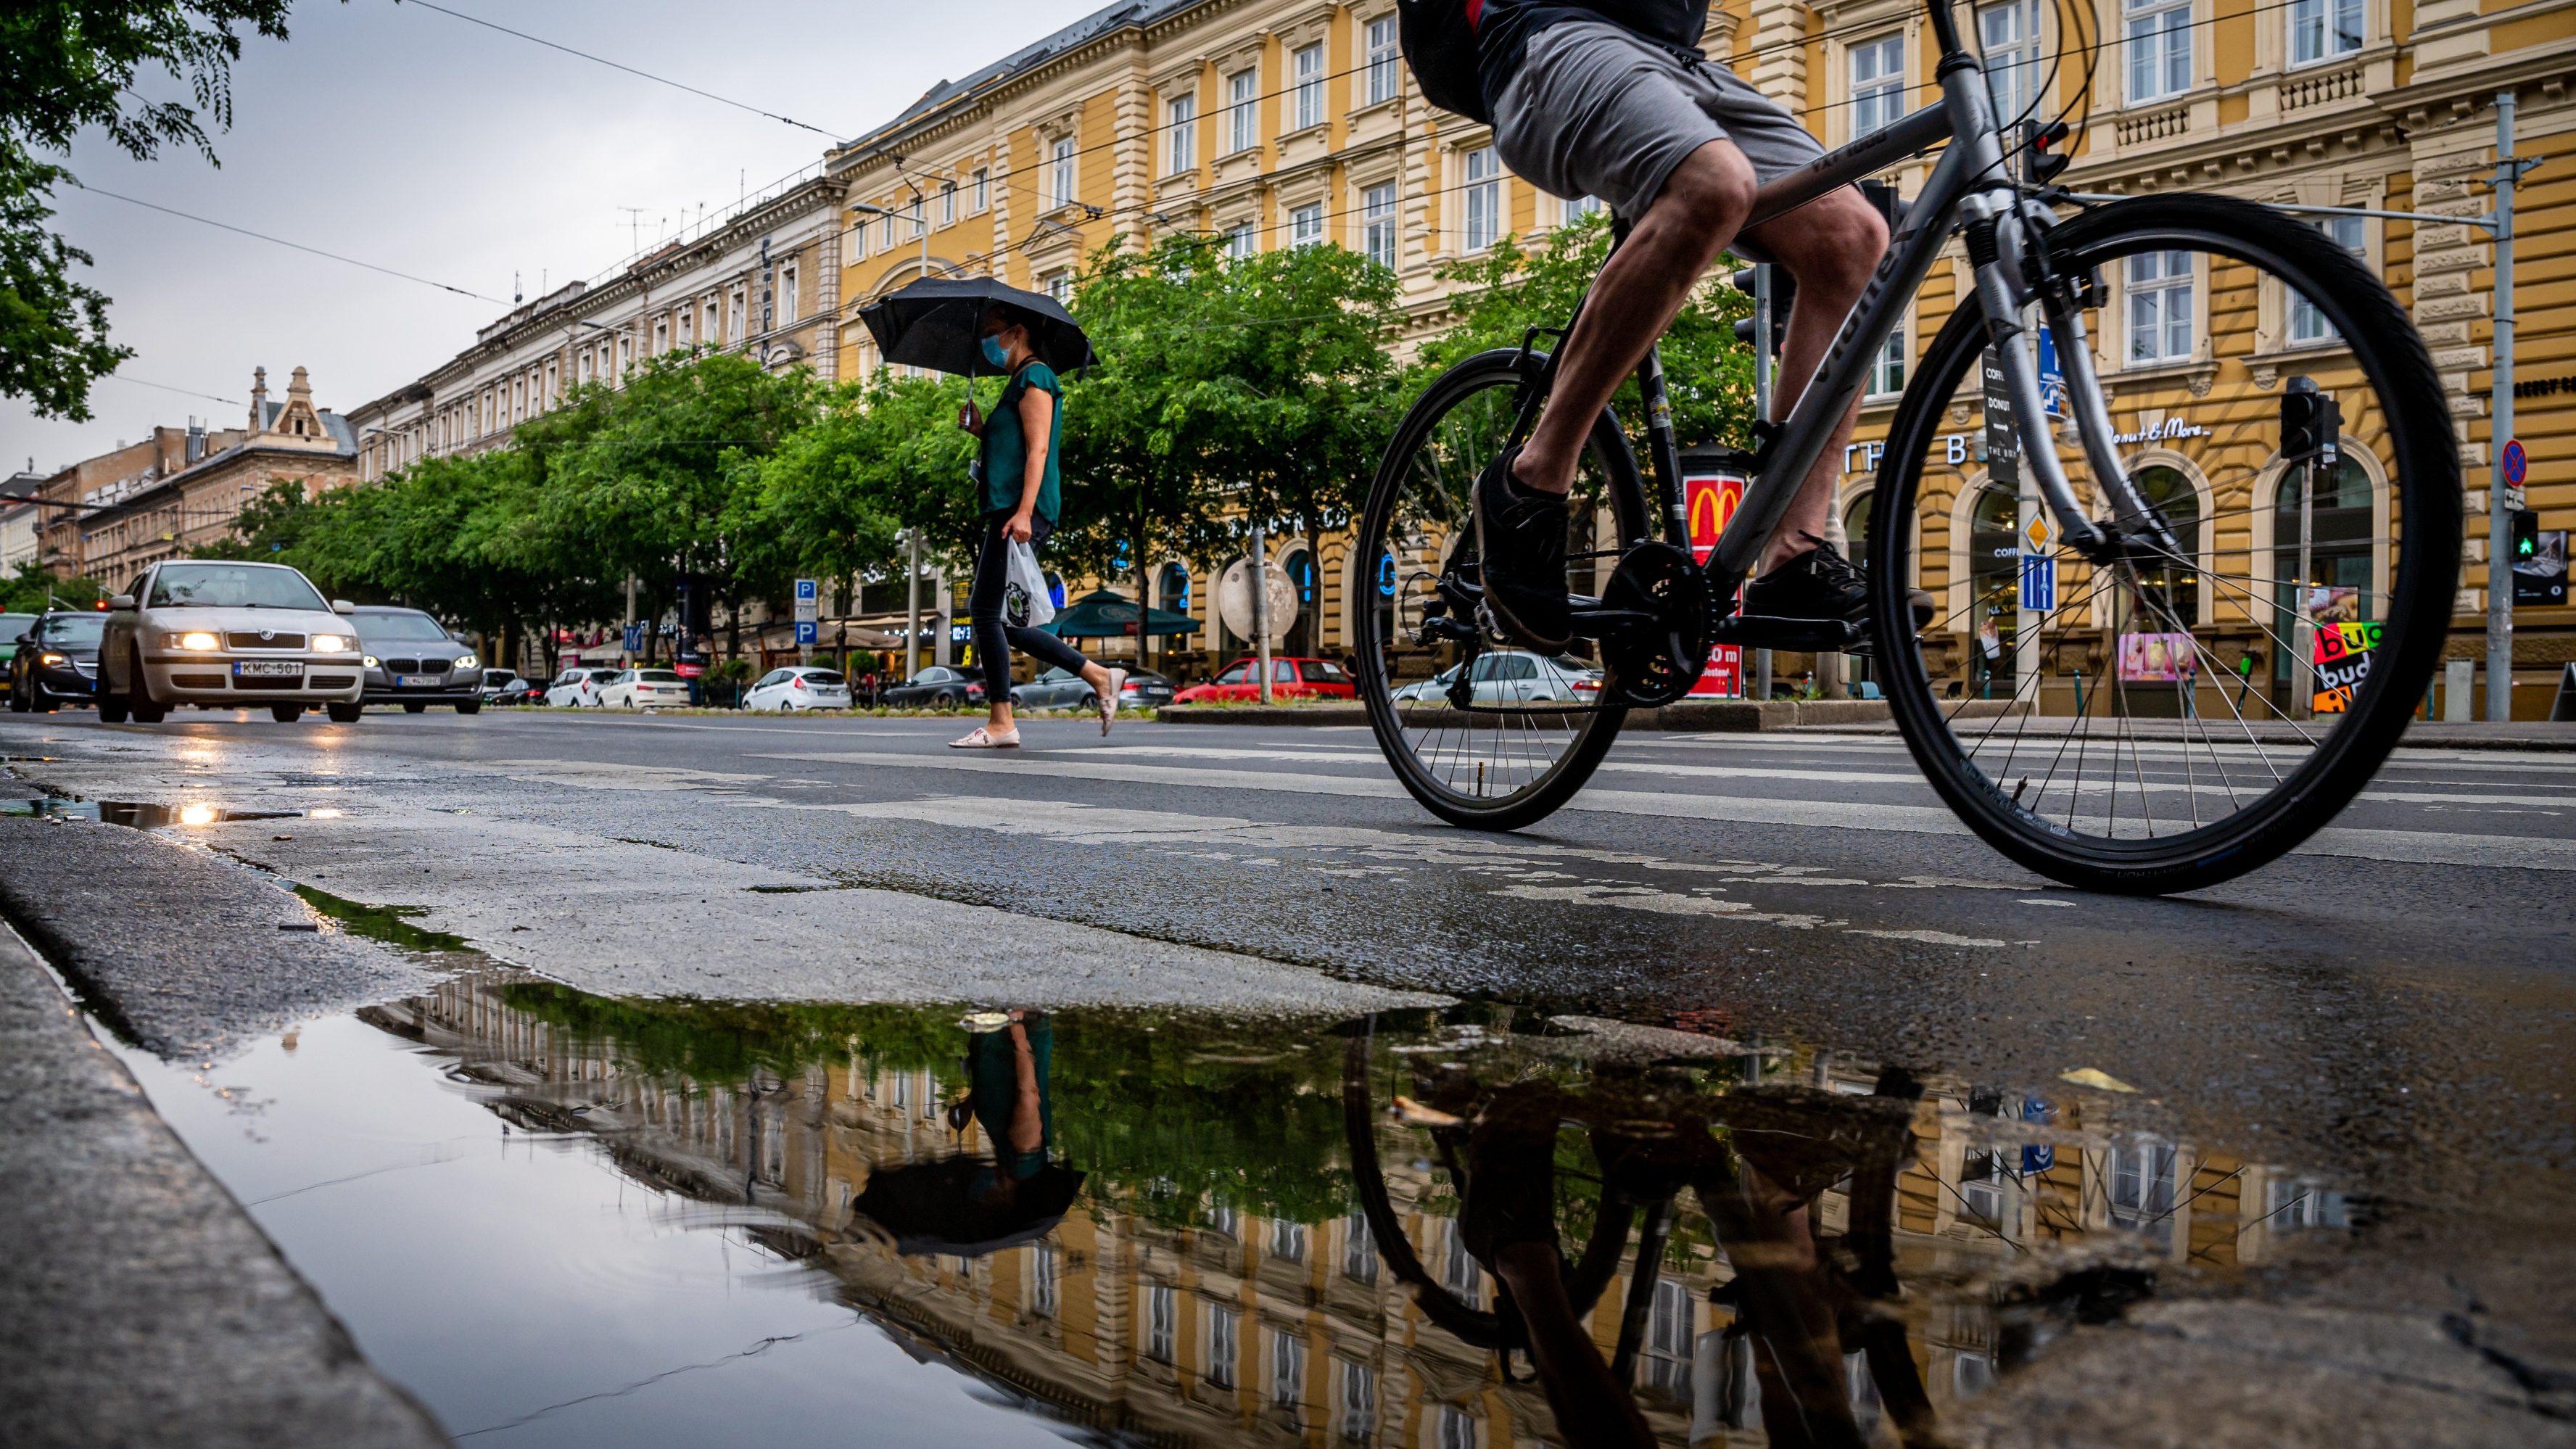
[1730,265,1794,355]
[2281,378,2342,465]
[2514,508,2540,563]
[2023,120,2072,183]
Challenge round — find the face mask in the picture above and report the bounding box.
[980,334,1010,368]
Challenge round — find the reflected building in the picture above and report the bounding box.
[371,976,2342,1447]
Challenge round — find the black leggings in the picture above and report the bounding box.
[970,509,1090,701]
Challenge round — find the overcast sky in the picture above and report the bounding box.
[4,0,1069,476]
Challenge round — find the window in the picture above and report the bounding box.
[728,289,746,340]
[1292,44,1325,131]
[2290,215,2364,342]
[1050,136,1077,210]
[653,315,669,353]
[2128,465,2203,626]
[1270,1219,1308,1261]
[1366,16,1401,104]
[1145,1284,1177,1362]
[2271,455,2376,690]
[941,180,956,225]
[1437,1405,1477,1449]
[1869,326,1907,397]
[1340,1212,1379,1281]
[1978,0,2046,123]
[703,297,719,343]
[1229,68,1258,153]
[2126,249,2195,363]
[971,168,988,212]
[677,307,693,347]
[1029,1243,1059,1318]
[1361,183,1398,267]
[780,262,798,324]
[1643,1278,1695,1398]
[578,350,593,384]
[1226,222,1258,260]
[1440,1222,1482,1307]
[1270,1328,1307,1408]
[1462,146,1500,251]
[2289,0,2362,64]
[1851,34,1905,136]
[2125,0,2192,104]
[1044,271,1072,304]
[1168,94,1196,173]
[2267,1178,2349,1228]
[1337,1359,1378,1442]
[2106,1141,2179,1235]
[1205,1305,1239,1388]
[1289,202,1324,247]
[1564,193,1603,226]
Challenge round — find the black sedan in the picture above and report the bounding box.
[7,610,105,712]
[352,606,482,713]
[880,665,986,709]
[1009,666,1176,711]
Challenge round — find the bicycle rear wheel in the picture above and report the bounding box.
[1871,195,2459,893]
[1357,349,1650,830]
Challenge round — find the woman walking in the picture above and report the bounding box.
[950,303,1125,749]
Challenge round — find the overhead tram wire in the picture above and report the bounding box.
[65,181,505,303]
[96,374,247,407]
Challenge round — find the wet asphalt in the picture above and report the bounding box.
[2,705,2572,1441]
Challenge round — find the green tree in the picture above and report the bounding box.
[1425,210,1757,455]
[753,371,968,599]
[1,1,295,418]
[0,559,105,613]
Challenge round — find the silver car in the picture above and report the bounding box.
[350,606,482,714]
[95,561,366,724]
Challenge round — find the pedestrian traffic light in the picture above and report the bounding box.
[2281,379,2341,465]
[2514,508,2540,562]
[2022,120,2072,183]
[1730,265,1793,354]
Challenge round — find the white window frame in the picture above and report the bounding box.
[1868,323,1907,398]
[1205,1304,1239,1388]
[1851,34,1907,138]
[1289,202,1325,247]
[970,168,989,213]
[727,289,746,341]
[2124,248,2195,363]
[1145,1284,1177,1362]
[1361,182,1398,267]
[1562,193,1603,226]
[1168,94,1196,174]
[2123,0,2193,104]
[1226,221,1258,260]
[1978,0,2046,125]
[1229,68,1259,154]
[1050,137,1077,211]
[940,180,956,226]
[779,261,798,325]
[1269,1327,1307,1408]
[1292,44,1326,131]
[1044,270,1072,303]
[1367,16,1402,104]
[2289,215,2365,343]
[2288,0,2363,66]
[1462,146,1501,252]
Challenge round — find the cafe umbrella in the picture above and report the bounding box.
[856,277,1097,378]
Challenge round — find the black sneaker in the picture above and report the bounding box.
[1469,447,1572,653]
[1743,539,1937,629]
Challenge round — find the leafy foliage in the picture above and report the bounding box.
[0,559,105,613]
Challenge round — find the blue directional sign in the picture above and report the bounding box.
[794,620,818,645]
[622,623,644,653]
[2019,554,2057,611]
[2037,326,2066,418]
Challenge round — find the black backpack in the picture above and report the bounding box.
[1398,0,1492,123]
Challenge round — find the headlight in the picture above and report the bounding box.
[38,652,65,666]
[363,654,380,669]
[172,630,220,651]
[455,654,478,671]
[310,634,350,653]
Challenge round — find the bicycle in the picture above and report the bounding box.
[1355,0,2459,894]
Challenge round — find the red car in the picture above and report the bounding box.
[1172,656,1356,703]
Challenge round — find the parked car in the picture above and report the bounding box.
[1010,665,1178,711]
[542,666,624,708]
[1171,656,1357,704]
[476,668,532,703]
[8,610,106,712]
[0,613,32,676]
[94,561,365,724]
[350,605,481,714]
[743,666,851,711]
[1392,651,1603,706]
[598,667,691,709]
[880,665,986,709]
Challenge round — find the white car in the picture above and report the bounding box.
[1392,650,1604,706]
[598,667,692,709]
[542,666,624,708]
[94,560,366,724]
[743,666,851,711]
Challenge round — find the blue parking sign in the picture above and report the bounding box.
[794,578,818,602]
[794,620,818,645]
[2019,554,2056,611]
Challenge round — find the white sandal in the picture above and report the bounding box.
[1098,669,1128,735]
[948,724,1021,749]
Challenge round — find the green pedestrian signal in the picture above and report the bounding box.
[2513,508,2540,561]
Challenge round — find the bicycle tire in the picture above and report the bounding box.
[1870,194,2459,893]
[1358,348,1650,831]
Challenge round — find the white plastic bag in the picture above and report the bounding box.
[1004,537,1056,628]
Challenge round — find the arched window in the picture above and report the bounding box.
[2126,465,2202,628]
[1841,490,1874,558]
[1968,483,2020,689]
[2270,455,2374,689]
[1157,561,1191,614]
[1282,548,1319,658]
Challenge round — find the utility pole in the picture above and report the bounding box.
[1751,265,1775,703]
[904,531,922,680]
[1250,516,1273,705]
[2487,90,2519,722]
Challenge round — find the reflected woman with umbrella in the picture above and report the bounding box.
[863,278,1124,748]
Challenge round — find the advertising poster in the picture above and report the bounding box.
[2514,529,2568,607]
[2118,632,2197,683]
[1683,471,1747,696]
[2311,619,2383,714]
[2306,585,2361,624]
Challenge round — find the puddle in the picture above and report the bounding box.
[289,883,475,954]
[2,795,325,827]
[112,977,2352,1448]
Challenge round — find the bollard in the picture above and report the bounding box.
[2443,658,2474,723]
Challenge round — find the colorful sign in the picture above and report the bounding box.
[1683,471,1746,696]
[2019,554,2057,611]
[2311,619,2383,714]
[2118,632,2198,683]
[2501,437,2526,487]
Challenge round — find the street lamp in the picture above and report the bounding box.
[849,199,930,287]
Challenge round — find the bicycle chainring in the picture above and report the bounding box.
[1599,541,1712,707]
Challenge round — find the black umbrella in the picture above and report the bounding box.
[850,1155,1086,1258]
[858,277,1097,378]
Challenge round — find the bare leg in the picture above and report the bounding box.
[986,699,1015,731]
[1514,140,1757,496]
[1735,189,1890,571]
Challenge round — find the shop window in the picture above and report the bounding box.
[2126,464,2203,627]
[1968,483,2020,691]
[2270,455,2375,686]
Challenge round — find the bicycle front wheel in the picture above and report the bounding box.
[1357,348,1651,830]
[1871,195,2460,893]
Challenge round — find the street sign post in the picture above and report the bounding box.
[794,578,818,664]
[622,623,644,655]
[795,620,819,645]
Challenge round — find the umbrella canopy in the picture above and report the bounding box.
[850,1155,1086,1258]
[1041,589,1201,640]
[858,277,1097,378]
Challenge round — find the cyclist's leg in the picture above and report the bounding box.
[1738,192,1888,573]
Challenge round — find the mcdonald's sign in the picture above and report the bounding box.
[1683,468,1746,697]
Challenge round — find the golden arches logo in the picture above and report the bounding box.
[1685,476,1742,552]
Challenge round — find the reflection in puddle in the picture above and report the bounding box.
[1,796,313,827]
[125,975,2350,1448]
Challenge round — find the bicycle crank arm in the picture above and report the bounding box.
[1706,613,1869,651]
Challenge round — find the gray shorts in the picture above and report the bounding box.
[1492,19,1824,223]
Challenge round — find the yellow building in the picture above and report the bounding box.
[825,0,2572,705]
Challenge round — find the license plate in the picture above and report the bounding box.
[234,661,302,680]
[397,674,441,688]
